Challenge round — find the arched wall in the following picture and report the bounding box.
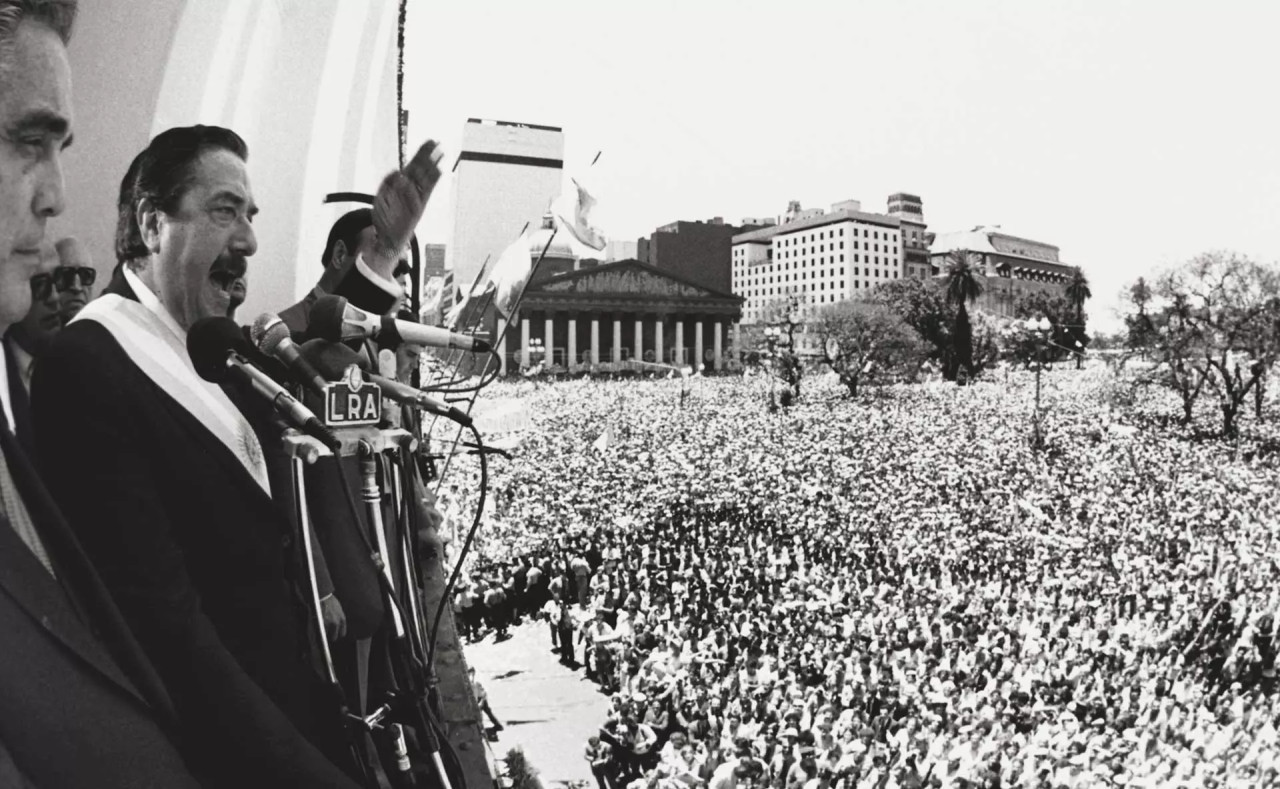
[62,0,400,319]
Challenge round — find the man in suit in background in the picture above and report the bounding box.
[0,1,211,785]
[32,124,377,788]
[52,235,94,322]
[277,206,450,724]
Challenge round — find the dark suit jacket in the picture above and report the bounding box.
[0,419,205,787]
[31,278,361,788]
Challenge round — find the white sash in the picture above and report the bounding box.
[73,294,271,494]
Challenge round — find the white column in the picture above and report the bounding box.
[634,317,644,363]
[713,321,723,370]
[655,319,664,365]
[733,323,741,363]
[612,318,622,364]
[675,320,684,366]
[590,318,600,365]
[520,317,530,368]
[544,315,554,367]
[695,320,705,371]
[568,317,577,369]
[498,334,507,376]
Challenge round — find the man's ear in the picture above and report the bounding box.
[330,240,350,271]
[136,198,162,254]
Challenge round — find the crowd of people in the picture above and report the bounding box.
[437,369,1280,789]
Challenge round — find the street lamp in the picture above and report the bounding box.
[527,337,545,372]
[1024,316,1052,448]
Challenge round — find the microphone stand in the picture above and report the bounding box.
[325,425,457,789]
[283,430,386,789]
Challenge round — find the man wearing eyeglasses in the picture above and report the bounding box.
[51,235,94,322]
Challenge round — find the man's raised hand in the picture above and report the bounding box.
[372,140,444,262]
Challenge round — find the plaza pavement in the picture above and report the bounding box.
[467,620,611,787]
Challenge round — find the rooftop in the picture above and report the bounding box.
[732,208,901,244]
[930,227,1071,270]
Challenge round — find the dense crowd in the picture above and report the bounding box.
[433,366,1280,789]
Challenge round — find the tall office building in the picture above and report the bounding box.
[448,118,565,291]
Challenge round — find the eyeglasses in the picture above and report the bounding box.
[52,266,96,291]
[31,267,96,300]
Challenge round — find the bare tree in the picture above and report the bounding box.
[813,301,926,397]
[1146,252,1280,435]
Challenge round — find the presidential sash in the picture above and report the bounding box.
[73,294,271,494]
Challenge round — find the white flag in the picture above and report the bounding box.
[554,178,606,251]
[487,233,532,320]
[592,424,615,453]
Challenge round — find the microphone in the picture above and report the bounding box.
[309,294,491,353]
[188,317,340,450]
[250,313,328,395]
[299,339,474,427]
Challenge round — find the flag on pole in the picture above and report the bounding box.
[554,178,606,251]
[487,232,533,320]
[592,424,615,453]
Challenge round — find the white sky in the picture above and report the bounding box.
[406,0,1279,331]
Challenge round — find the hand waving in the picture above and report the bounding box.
[372,140,444,261]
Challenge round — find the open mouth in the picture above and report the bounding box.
[208,256,248,303]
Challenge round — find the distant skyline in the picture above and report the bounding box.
[405,0,1279,332]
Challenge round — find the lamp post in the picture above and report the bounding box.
[527,337,545,374]
[1024,316,1052,448]
[762,325,781,409]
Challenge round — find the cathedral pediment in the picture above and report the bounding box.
[532,260,736,300]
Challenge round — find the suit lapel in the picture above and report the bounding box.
[0,433,156,713]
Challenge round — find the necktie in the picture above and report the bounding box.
[0,427,55,577]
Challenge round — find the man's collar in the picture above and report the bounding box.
[122,266,189,344]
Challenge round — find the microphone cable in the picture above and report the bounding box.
[427,422,489,672]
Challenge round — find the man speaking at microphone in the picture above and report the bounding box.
[32,123,443,787]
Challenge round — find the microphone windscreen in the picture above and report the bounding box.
[254,315,292,357]
[188,317,251,383]
[307,294,349,343]
[249,312,274,347]
[299,338,371,380]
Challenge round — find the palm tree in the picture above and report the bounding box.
[944,250,984,381]
[1065,266,1092,368]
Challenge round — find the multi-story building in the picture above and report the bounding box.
[731,199,909,324]
[448,118,564,291]
[641,217,766,294]
[928,226,1074,317]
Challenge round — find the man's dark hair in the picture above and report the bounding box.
[321,208,373,268]
[115,125,248,265]
[0,0,76,69]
